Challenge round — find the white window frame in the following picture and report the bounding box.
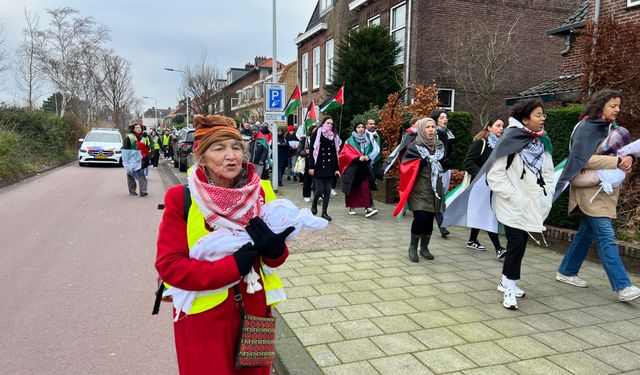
[301,52,309,92]
[628,0,640,7]
[367,15,381,26]
[325,39,334,85]
[319,0,333,15]
[312,46,321,90]
[437,89,455,111]
[390,2,407,66]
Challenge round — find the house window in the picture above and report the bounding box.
[368,15,380,26]
[437,89,455,111]
[312,46,320,90]
[301,52,309,92]
[325,39,334,85]
[390,2,406,65]
[219,99,224,112]
[628,0,640,6]
[319,0,333,14]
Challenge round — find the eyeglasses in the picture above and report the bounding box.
[533,113,547,120]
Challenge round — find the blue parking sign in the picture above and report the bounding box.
[264,83,286,113]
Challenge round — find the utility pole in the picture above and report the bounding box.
[271,0,279,191]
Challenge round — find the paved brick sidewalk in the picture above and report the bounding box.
[273,180,640,375]
[165,165,640,374]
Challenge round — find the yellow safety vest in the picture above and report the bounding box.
[163,134,170,146]
[165,176,285,315]
[127,133,150,149]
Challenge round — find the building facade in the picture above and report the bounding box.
[297,0,580,123]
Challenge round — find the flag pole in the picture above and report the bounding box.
[338,82,345,138]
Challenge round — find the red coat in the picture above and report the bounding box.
[156,185,288,375]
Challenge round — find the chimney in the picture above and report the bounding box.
[254,56,267,67]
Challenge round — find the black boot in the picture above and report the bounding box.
[420,234,434,260]
[311,193,319,215]
[408,233,420,262]
[320,194,331,220]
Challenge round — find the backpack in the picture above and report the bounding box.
[152,185,191,315]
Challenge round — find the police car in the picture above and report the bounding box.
[78,128,123,166]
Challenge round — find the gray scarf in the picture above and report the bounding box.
[351,131,370,153]
[488,132,499,149]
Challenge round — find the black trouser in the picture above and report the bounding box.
[411,210,436,235]
[332,176,337,189]
[151,150,160,168]
[503,225,529,280]
[164,146,173,158]
[302,170,313,198]
[313,176,333,213]
[469,228,502,249]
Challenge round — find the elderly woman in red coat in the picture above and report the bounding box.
[155,115,291,375]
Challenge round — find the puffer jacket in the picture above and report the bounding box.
[487,152,555,233]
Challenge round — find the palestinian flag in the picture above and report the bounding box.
[296,101,318,140]
[283,84,301,118]
[338,136,372,175]
[319,86,344,113]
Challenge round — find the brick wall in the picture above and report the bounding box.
[596,0,640,24]
[410,0,581,123]
[298,31,332,108]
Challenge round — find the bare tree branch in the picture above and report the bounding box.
[102,52,135,130]
[36,7,110,118]
[441,17,521,127]
[15,9,46,109]
[180,50,224,115]
[0,22,9,78]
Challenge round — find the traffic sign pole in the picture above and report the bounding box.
[264,82,286,192]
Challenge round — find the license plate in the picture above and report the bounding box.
[96,155,108,159]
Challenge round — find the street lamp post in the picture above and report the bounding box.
[164,68,190,128]
[142,96,158,127]
[271,0,279,191]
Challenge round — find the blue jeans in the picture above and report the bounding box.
[558,216,631,291]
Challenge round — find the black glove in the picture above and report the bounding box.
[245,217,295,259]
[232,243,259,276]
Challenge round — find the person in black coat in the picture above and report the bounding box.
[297,124,317,202]
[308,117,341,221]
[463,115,506,257]
[431,110,455,237]
[276,126,290,186]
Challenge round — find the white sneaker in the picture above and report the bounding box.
[618,286,640,302]
[304,197,311,202]
[348,208,356,215]
[497,282,525,298]
[467,240,486,251]
[365,208,378,218]
[556,272,589,288]
[331,189,338,196]
[503,289,518,310]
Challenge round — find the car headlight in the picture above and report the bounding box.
[115,150,121,154]
[80,149,87,153]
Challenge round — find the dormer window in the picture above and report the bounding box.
[320,0,333,15]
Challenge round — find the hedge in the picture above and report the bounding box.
[0,108,75,184]
[447,112,473,170]
[543,105,584,230]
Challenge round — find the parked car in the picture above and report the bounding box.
[173,128,195,172]
[78,128,123,166]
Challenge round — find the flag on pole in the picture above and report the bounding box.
[296,101,318,139]
[319,86,344,113]
[283,84,301,118]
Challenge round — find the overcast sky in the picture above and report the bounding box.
[0,0,317,110]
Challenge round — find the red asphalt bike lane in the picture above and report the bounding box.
[0,164,177,374]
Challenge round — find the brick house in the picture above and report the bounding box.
[508,0,640,105]
[230,60,297,125]
[296,0,580,124]
[210,57,284,121]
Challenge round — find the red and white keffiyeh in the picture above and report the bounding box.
[187,164,262,231]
